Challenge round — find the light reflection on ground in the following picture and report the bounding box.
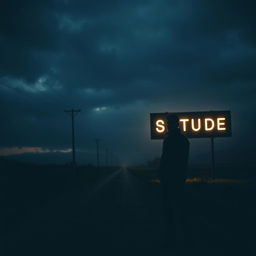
[148,178,251,184]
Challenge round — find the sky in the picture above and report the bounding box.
[0,0,255,165]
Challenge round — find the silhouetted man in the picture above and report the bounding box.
[159,114,190,252]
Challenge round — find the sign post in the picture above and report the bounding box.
[150,110,232,179]
[211,137,215,179]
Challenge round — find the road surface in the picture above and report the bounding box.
[5,167,255,256]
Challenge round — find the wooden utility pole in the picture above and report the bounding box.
[95,139,101,168]
[105,148,109,167]
[64,109,81,166]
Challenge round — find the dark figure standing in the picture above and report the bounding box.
[159,114,190,253]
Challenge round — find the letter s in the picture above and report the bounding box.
[156,119,165,133]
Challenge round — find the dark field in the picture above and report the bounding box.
[2,158,256,256]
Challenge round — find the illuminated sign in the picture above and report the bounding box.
[150,111,232,139]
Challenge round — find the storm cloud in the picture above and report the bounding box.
[0,0,255,164]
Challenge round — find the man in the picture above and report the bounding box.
[159,114,190,252]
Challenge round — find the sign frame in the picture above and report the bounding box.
[150,110,232,140]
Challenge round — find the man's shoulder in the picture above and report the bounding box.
[165,133,189,141]
[180,133,189,142]
[164,133,189,147]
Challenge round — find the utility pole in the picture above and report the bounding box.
[95,139,101,168]
[105,148,108,167]
[109,151,114,167]
[64,109,81,166]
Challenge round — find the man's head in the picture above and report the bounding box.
[166,114,180,133]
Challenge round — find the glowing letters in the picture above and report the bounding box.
[217,117,226,131]
[156,119,165,133]
[191,118,201,132]
[150,111,231,139]
[205,118,215,131]
[180,119,189,131]
[154,117,224,133]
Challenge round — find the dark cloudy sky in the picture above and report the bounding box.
[0,0,255,165]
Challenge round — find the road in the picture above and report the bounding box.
[5,167,255,256]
